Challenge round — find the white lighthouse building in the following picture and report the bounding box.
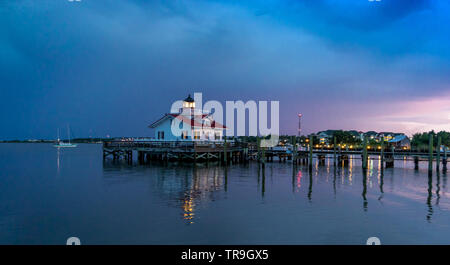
[148,95,226,141]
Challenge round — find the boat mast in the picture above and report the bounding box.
[67,124,71,144]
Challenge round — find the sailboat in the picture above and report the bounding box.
[54,126,78,148]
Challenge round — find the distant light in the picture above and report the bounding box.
[298,114,302,117]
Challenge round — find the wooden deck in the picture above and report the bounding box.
[103,140,249,163]
[102,139,448,171]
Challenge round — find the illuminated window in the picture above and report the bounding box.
[183,102,195,108]
[194,131,200,139]
[181,130,189,140]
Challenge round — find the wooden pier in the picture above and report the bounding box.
[103,137,448,172]
[103,140,249,164]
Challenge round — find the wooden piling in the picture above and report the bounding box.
[261,141,266,165]
[292,136,297,165]
[443,147,447,171]
[362,136,368,169]
[428,133,433,172]
[436,136,441,171]
[333,136,337,165]
[223,137,227,165]
[257,137,261,163]
[309,135,313,169]
[380,140,384,167]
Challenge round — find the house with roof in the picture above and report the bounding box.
[317,130,335,144]
[377,132,396,142]
[388,134,411,150]
[148,95,226,141]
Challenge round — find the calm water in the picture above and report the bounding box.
[0,143,449,244]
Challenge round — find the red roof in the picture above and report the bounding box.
[149,113,226,129]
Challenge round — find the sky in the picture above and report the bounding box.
[1,0,450,140]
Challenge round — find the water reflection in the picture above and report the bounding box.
[182,197,195,224]
[333,167,337,198]
[427,171,433,222]
[308,169,313,202]
[261,166,266,197]
[5,144,450,244]
[292,166,302,193]
[436,171,440,206]
[362,169,368,211]
[378,169,384,201]
[224,167,228,193]
[56,148,61,174]
[100,156,449,226]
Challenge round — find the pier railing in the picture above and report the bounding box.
[103,140,247,150]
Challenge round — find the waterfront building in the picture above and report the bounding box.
[377,132,396,142]
[148,94,226,141]
[388,134,411,150]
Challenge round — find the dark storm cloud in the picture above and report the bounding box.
[0,0,449,139]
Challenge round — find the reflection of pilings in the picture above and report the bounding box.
[338,155,349,166]
[414,156,419,170]
[436,171,440,205]
[385,154,394,168]
[261,166,266,197]
[318,155,326,166]
[378,169,384,201]
[292,164,296,193]
[426,171,433,222]
[129,151,133,165]
[307,169,313,202]
[138,151,143,164]
[443,169,447,190]
[362,170,368,211]
[333,167,337,198]
[309,135,313,170]
[224,167,228,192]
